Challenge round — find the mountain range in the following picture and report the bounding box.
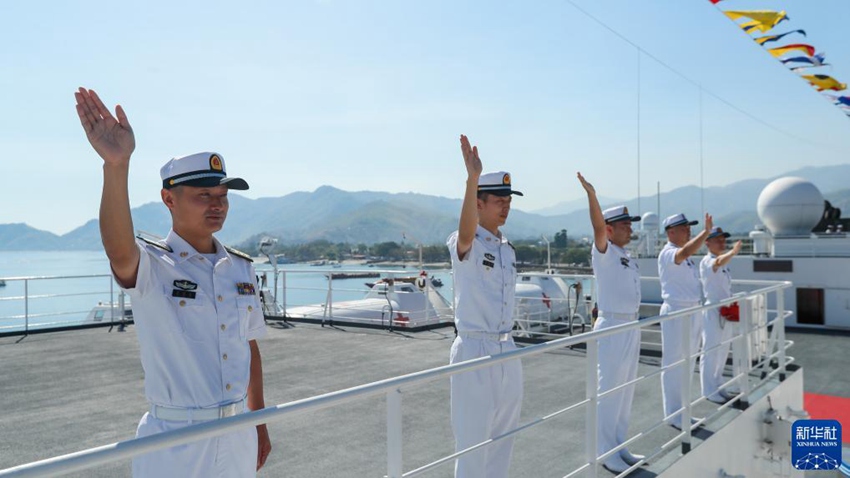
[3,164,850,250]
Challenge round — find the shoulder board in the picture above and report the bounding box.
[507,241,516,252]
[137,235,173,252]
[225,245,254,262]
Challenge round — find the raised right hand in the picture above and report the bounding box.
[459,134,482,179]
[75,88,135,166]
[731,240,743,255]
[577,172,596,195]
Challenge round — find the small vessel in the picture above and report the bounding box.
[283,278,453,330]
[85,301,133,324]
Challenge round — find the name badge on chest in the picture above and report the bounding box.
[482,252,496,269]
[172,279,198,299]
[237,282,256,295]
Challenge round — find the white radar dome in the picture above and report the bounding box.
[756,177,824,236]
[641,212,659,231]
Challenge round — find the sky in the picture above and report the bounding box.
[2,0,850,234]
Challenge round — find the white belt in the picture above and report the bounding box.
[458,331,512,342]
[598,311,639,321]
[150,398,246,422]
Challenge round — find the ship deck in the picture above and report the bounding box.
[0,323,847,477]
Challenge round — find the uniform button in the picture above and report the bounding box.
[179,252,188,258]
[220,324,226,331]
[222,353,228,360]
[217,295,223,302]
[248,305,253,312]
[226,384,232,391]
[179,300,186,307]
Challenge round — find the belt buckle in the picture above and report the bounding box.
[498,332,510,342]
[219,403,238,418]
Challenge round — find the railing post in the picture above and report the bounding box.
[281,271,287,317]
[387,388,403,478]
[680,311,692,454]
[776,290,787,381]
[322,272,334,326]
[109,279,115,324]
[585,338,599,477]
[23,279,29,335]
[118,291,127,332]
[738,298,752,409]
[424,274,430,325]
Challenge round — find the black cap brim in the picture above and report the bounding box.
[606,214,641,224]
[175,176,249,190]
[484,189,523,197]
[708,232,731,239]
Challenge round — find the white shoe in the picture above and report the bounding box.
[620,450,646,466]
[602,455,631,474]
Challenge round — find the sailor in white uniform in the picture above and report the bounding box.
[447,135,523,478]
[699,227,742,404]
[578,173,645,474]
[658,212,712,430]
[75,88,272,477]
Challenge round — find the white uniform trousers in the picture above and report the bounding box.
[594,316,640,459]
[450,335,523,478]
[659,302,703,427]
[132,411,258,478]
[700,307,734,399]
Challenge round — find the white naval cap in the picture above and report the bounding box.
[477,171,523,196]
[602,205,640,224]
[160,152,249,190]
[662,213,699,230]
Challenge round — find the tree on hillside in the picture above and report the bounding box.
[554,229,568,248]
[372,241,405,260]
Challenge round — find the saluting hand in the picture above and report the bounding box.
[460,134,482,179]
[577,172,596,195]
[704,213,713,232]
[75,87,135,166]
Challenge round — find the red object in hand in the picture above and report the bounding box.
[720,302,740,322]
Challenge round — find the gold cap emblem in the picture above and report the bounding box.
[210,154,223,171]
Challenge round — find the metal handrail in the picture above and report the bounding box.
[0,274,128,336]
[0,280,793,478]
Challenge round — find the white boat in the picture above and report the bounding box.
[275,269,590,337]
[85,301,133,324]
[513,271,591,338]
[284,276,453,330]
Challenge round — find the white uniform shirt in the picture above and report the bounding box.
[658,241,702,304]
[447,225,517,333]
[700,253,732,304]
[591,241,641,314]
[119,230,267,409]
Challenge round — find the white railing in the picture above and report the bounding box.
[0,279,793,478]
[0,274,129,336]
